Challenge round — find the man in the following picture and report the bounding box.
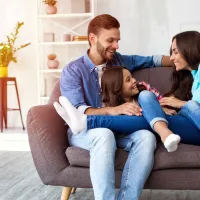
[60,14,172,200]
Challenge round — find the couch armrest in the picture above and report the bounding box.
[27,104,69,184]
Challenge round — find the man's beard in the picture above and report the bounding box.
[96,41,114,61]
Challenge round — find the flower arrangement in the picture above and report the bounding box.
[0,22,31,68]
[42,0,57,6]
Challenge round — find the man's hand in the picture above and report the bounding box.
[109,102,142,116]
[162,107,177,115]
[159,96,187,109]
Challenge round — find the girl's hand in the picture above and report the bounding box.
[159,96,187,109]
[162,107,177,115]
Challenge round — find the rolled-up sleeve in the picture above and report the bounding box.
[78,105,92,114]
[153,55,163,67]
[60,63,86,108]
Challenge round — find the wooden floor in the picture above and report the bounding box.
[0,128,200,200]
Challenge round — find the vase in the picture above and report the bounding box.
[45,5,57,14]
[47,59,59,69]
[0,67,8,77]
[85,0,90,13]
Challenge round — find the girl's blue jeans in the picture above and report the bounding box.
[87,91,200,145]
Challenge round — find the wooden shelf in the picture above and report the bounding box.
[39,13,93,19]
[39,41,88,46]
[40,69,62,73]
[37,0,95,105]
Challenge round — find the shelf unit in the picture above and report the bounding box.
[38,41,89,46]
[37,0,96,105]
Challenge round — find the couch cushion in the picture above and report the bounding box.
[66,143,200,170]
[66,147,128,170]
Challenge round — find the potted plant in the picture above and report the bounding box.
[43,0,58,14]
[0,22,31,77]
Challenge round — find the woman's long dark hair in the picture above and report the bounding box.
[172,31,200,70]
[163,69,193,101]
[164,31,200,101]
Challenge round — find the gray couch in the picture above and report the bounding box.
[27,67,200,200]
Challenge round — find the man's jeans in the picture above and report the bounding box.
[87,91,200,145]
[68,128,156,200]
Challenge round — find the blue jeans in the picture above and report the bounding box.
[87,91,200,145]
[68,128,156,200]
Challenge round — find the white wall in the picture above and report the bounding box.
[0,0,200,128]
[0,0,38,128]
[97,0,200,55]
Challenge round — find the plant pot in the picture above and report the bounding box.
[0,67,8,77]
[47,59,59,69]
[45,5,57,14]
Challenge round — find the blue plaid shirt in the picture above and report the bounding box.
[60,51,162,113]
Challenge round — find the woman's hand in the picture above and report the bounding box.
[159,96,187,109]
[162,107,177,115]
[109,102,142,116]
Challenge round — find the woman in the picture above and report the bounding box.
[54,31,200,152]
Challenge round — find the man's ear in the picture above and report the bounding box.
[89,33,97,45]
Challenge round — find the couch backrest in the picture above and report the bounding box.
[49,67,174,104]
[133,67,174,94]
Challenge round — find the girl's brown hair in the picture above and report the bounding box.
[101,66,125,107]
[101,66,144,107]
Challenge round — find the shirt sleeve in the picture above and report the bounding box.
[153,55,163,67]
[117,52,163,72]
[78,105,92,114]
[60,63,87,108]
[192,88,200,103]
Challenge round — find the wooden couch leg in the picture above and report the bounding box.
[71,187,76,194]
[61,187,72,200]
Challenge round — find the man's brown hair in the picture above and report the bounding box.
[87,14,120,46]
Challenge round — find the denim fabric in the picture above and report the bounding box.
[179,100,200,131]
[87,91,200,145]
[68,128,156,200]
[138,90,168,128]
[62,51,162,199]
[60,52,162,113]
